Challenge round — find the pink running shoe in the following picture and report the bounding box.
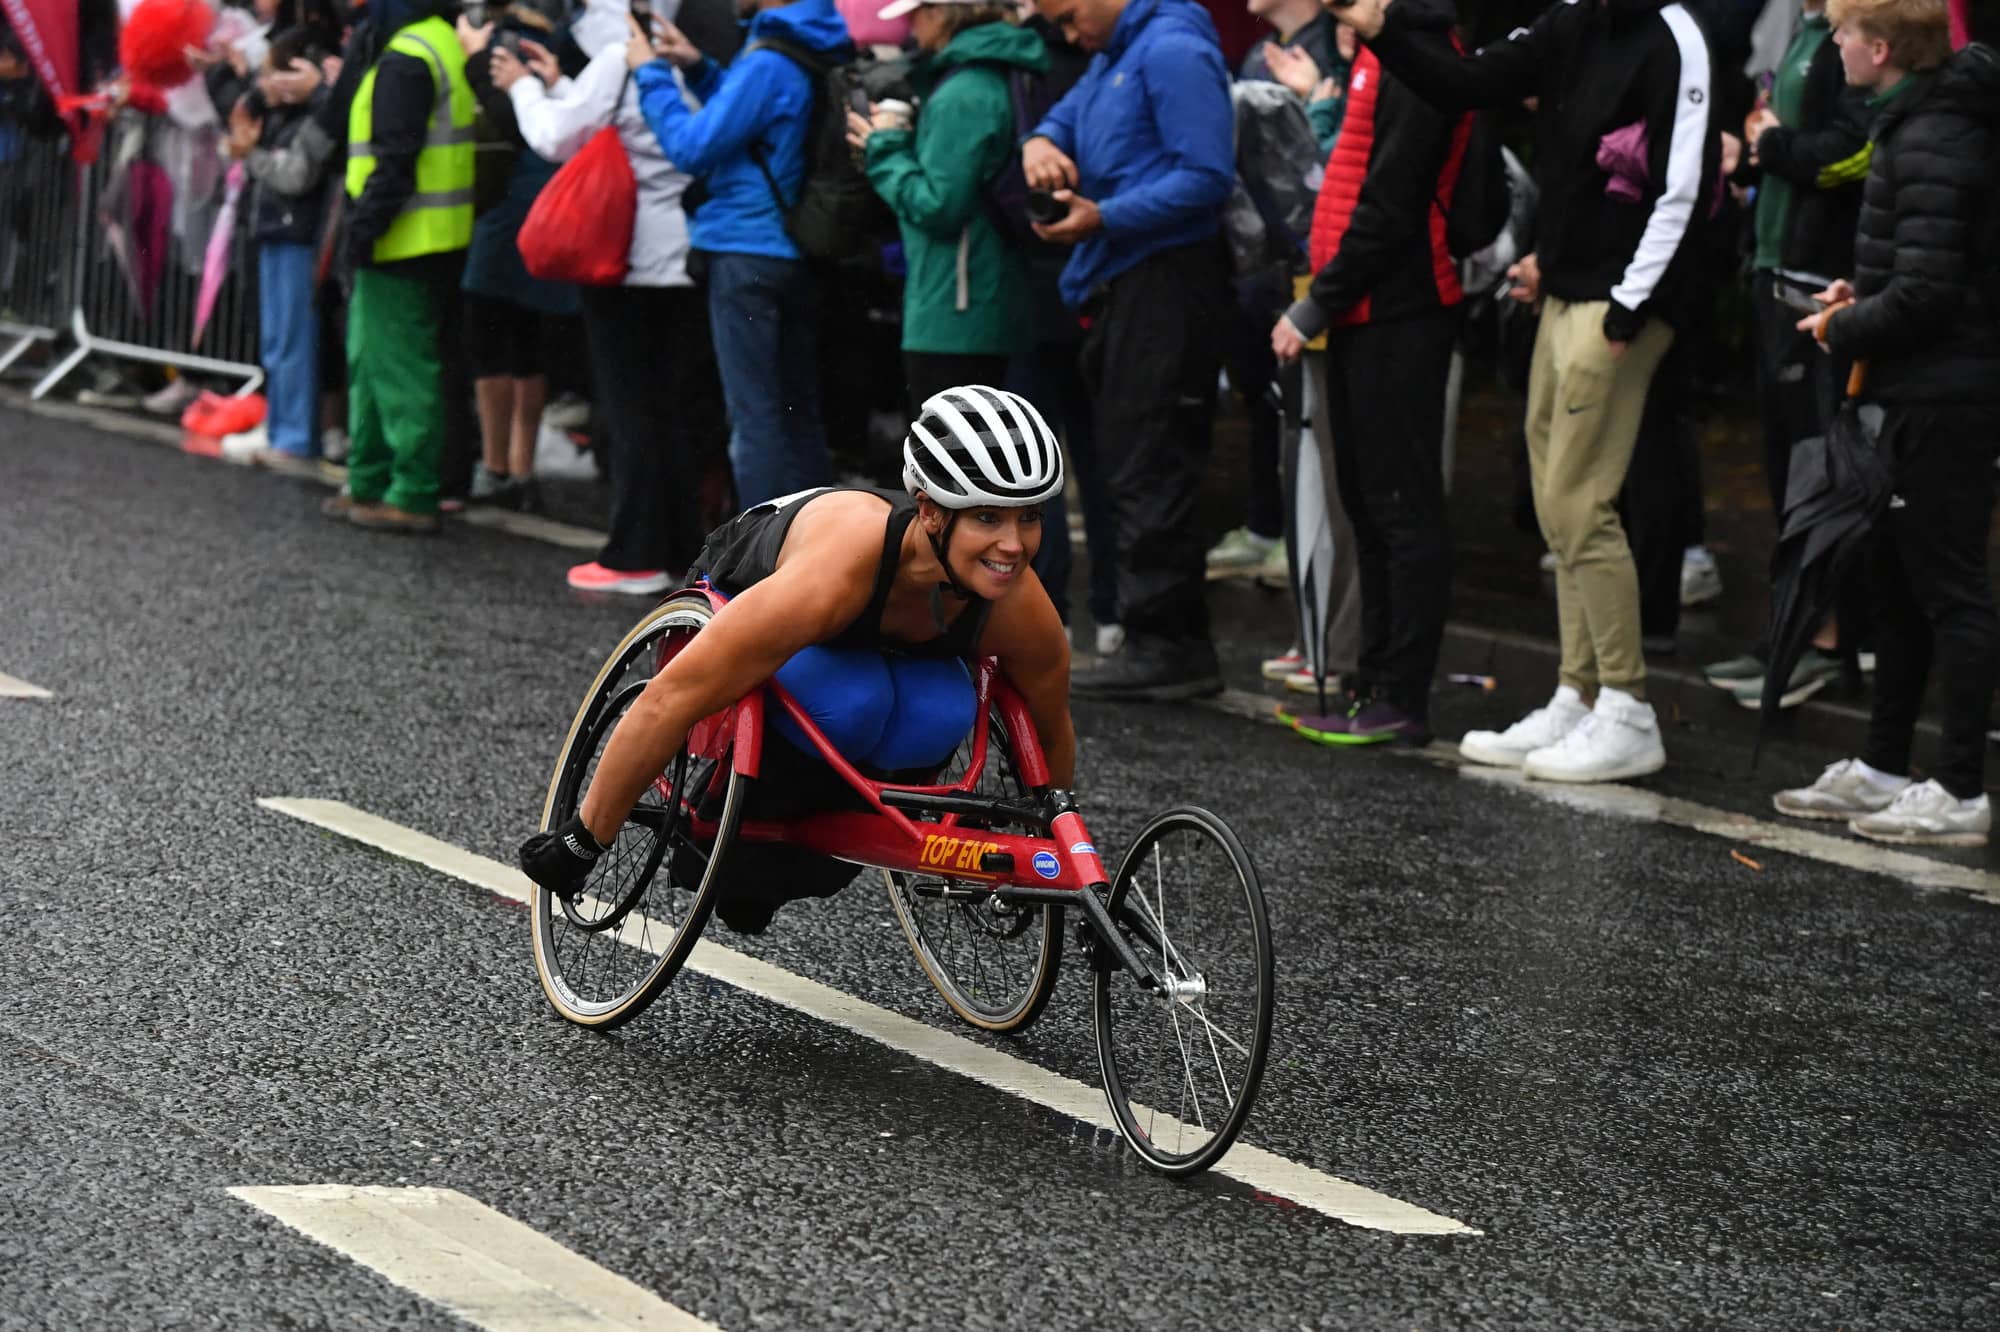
[566,562,674,595]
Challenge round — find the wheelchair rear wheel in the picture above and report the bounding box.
[533,593,745,1029]
[887,709,1063,1034]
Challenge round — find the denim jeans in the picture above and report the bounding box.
[257,241,318,457]
[705,252,830,507]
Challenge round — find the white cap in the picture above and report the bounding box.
[876,0,990,19]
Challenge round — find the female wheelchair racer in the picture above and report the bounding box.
[519,384,1074,913]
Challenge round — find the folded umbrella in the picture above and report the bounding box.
[1755,366,1890,760]
[1285,355,1337,719]
[192,161,245,349]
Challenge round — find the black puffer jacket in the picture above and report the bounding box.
[1827,43,2000,405]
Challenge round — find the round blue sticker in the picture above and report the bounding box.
[1032,851,1061,880]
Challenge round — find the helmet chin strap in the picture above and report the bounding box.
[925,508,977,632]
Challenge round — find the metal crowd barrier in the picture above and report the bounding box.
[0,130,76,378]
[27,113,264,401]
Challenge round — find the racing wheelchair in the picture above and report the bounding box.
[532,587,1274,1176]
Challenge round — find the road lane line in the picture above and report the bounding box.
[0,671,51,699]
[230,1184,723,1331]
[1219,687,2000,905]
[257,796,1479,1236]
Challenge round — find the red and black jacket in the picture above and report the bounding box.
[1283,0,1469,339]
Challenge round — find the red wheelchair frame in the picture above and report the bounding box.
[671,584,1160,984]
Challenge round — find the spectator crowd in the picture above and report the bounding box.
[3,0,1999,845]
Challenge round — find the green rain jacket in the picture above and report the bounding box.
[863,21,1049,356]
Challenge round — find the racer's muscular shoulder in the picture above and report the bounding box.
[717,491,887,650]
[649,494,888,726]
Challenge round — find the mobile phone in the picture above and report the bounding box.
[847,84,872,118]
[463,2,488,25]
[1025,187,1069,225]
[630,0,654,32]
[496,28,524,56]
[1770,277,1826,315]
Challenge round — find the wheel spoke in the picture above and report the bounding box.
[1094,811,1272,1174]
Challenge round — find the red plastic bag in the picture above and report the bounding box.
[517,126,636,286]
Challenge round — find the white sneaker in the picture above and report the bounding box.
[1458,685,1590,768]
[1260,646,1304,681]
[1521,687,1666,783]
[220,424,270,464]
[1284,668,1343,695]
[1772,758,1909,821]
[1848,780,1991,847]
[1094,623,1126,656]
[142,377,199,415]
[1680,545,1722,607]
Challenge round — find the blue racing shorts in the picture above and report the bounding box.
[771,645,977,772]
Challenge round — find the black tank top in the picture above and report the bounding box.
[691,488,991,660]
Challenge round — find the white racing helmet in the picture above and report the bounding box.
[902,385,1064,509]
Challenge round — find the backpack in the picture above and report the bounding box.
[980,66,1064,245]
[1222,81,1322,278]
[1440,110,1510,260]
[743,37,884,262]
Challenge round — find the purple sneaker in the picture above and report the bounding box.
[1291,698,1431,747]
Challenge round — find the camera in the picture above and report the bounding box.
[1025,188,1069,226]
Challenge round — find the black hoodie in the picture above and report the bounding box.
[1367,0,1722,342]
[1826,43,2000,406]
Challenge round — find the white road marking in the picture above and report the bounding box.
[0,671,51,699]
[230,1184,723,1332]
[257,796,1479,1236]
[1226,687,2000,906]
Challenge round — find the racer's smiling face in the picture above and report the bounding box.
[931,503,1044,599]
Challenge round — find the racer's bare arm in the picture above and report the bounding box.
[979,568,1075,788]
[577,497,883,842]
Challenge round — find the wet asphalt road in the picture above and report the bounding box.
[5,406,2000,1332]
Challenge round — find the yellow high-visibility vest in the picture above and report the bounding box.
[346,14,475,262]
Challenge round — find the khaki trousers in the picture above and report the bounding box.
[1525,297,1675,697]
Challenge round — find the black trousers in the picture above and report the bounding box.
[904,350,1010,416]
[1752,279,1839,517]
[1861,404,2000,799]
[1619,338,1706,640]
[1079,241,1227,642]
[580,284,724,574]
[1220,268,1290,538]
[1321,311,1455,717]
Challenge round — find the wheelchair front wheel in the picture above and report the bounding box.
[1092,806,1273,1176]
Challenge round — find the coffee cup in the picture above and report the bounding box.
[874,98,914,130]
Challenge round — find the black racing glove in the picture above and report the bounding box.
[519,815,609,900]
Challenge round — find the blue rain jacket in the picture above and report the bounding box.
[634,0,854,261]
[1029,0,1234,306]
